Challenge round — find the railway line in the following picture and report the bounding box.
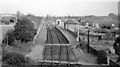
[40,22,79,67]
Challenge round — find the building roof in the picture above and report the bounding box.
[64,19,77,24]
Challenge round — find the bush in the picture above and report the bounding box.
[2,52,30,65]
[97,50,108,64]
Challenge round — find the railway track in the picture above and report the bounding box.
[41,22,79,67]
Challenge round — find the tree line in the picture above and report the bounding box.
[2,18,37,45]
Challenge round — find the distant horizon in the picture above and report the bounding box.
[0,11,119,17]
[0,0,118,16]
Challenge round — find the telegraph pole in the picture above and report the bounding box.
[87,30,90,53]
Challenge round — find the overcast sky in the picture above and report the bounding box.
[0,0,119,16]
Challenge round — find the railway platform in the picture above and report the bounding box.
[56,26,98,65]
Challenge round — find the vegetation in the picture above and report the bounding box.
[2,30,15,45]
[1,18,37,66]
[14,18,36,43]
[100,25,111,29]
[97,50,108,64]
[2,18,37,45]
[108,13,116,17]
[2,52,31,65]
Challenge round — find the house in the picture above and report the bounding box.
[64,19,78,31]
[0,14,17,26]
[55,19,62,25]
[0,14,16,43]
[55,19,66,28]
[93,23,100,28]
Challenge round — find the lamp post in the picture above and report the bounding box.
[76,21,80,42]
[76,18,85,44]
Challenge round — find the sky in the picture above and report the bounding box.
[0,0,119,16]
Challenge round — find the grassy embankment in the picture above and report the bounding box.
[2,16,43,55]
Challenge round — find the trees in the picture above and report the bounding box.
[100,25,111,29]
[2,30,15,45]
[108,13,116,17]
[14,18,36,43]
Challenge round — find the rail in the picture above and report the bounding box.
[43,22,80,67]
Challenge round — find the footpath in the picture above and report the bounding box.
[26,23,47,62]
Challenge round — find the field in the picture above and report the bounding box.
[82,16,118,26]
[0,25,14,43]
[60,15,118,26]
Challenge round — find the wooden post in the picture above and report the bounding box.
[7,35,8,45]
[64,23,66,29]
[76,21,80,42]
[87,30,90,53]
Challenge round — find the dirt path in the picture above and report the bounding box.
[25,45,44,62]
[25,25,47,62]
